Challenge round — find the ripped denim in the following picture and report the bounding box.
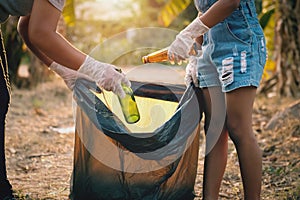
[197,0,267,92]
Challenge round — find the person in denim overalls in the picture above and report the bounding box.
[168,0,266,199]
[1,1,131,199]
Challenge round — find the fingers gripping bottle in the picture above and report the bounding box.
[116,69,140,124]
[142,45,198,64]
[142,48,169,63]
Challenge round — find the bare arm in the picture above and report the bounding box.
[28,0,85,70]
[199,0,241,28]
[194,0,241,46]
[18,16,53,67]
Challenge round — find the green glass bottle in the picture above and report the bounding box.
[118,84,140,124]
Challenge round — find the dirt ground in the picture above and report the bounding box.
[5,76,300,200]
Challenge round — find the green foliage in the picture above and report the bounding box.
[158,0,192,27]
[258,0,275,30]
[255,0,263,13]
[62,0,76,27]
[259,6,275,30]
[258,0,276,79]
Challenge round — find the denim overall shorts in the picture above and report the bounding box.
[194,0,267,92]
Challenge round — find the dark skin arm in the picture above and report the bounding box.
[18,16,53,66]
[199,0,240,28]
[19,0,86,69]
[194,0,240,46]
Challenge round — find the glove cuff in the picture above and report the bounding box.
[78,55,92,73]
[49,61,68,75]
[78,55,102,80]
[49,61,60,70]
[181,17,210,39]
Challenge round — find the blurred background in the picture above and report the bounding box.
[2,0,299,98]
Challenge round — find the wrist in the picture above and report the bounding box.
[181,17,209,39]
[49,61,59,70]
[196,17,210,30]
[78,55,98,78]
[78,55,90,71]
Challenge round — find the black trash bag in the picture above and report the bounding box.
[70,79,204,200]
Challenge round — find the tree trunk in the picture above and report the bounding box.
[275,0,300,97]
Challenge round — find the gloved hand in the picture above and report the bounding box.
[184,46,203,87]
[184,56,199,87]
[49,61,93,90]
[168,17,209,63]
[78,56,131,98]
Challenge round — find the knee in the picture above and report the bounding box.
[226,119,256,146]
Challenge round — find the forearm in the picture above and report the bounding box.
[199,0,240,28]
[29,30,86,70]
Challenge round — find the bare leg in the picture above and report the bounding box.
[226,87,262,200]
[202,87,228,199]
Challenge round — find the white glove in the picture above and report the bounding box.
[185,56,199,87]
[168,17,209,62]
[49,62,93,90]
[78,56,131,98]
[184,48,203,87]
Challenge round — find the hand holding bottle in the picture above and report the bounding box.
[168,17,209,63]
[78,56,131,98]
[50,56,131,98]
[142,45,197,64]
